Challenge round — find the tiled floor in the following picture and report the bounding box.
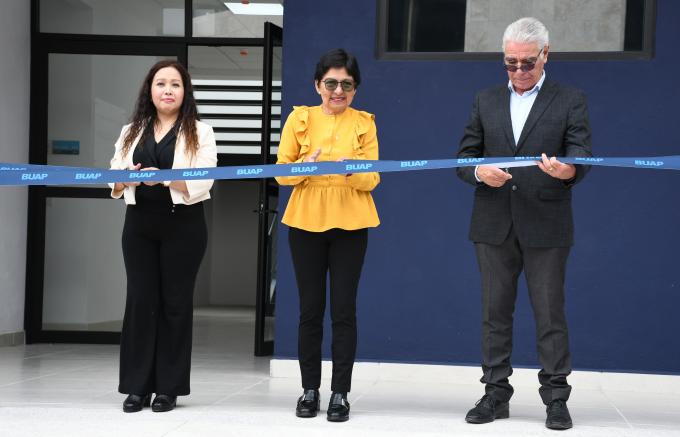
[1,307,679,437]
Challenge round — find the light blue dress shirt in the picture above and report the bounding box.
[509,71,546,145]
[474,71,546,182]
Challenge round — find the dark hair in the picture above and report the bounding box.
[314,48,361,88]
[122,59,200,156]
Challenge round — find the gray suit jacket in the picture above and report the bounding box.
[456,79,592,247]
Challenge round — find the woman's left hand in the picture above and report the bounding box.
[337,157,351,177]
[141,167,160,186]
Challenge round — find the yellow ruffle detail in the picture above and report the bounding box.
[352,110,375,158]
[292,105,311,157]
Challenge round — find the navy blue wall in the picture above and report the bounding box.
[274,0,680,374]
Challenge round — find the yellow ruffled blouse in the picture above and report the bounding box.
[275,105,380,232]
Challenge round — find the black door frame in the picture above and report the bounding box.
[254,22,282,356]
[25,0,282,347]
[26,38,187,344]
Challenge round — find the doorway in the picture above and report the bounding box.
[26,0,283,356]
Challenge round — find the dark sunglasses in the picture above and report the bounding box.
[322,78,356,92]
[503,47,544,72]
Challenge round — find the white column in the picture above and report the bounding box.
[0,0,30,340]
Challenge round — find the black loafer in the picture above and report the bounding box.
[295,389,320,418]
[151,394,177,412]
[546,399,573,430]
[327,392,350,422]
[465,394,510,424]
[123,394,151,413]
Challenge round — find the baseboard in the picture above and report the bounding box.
[42,320,122,331]
[270,358,680,394]
[0,330,25,347]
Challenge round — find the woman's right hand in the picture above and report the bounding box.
[113,163,142,192]
[304,149,321,163]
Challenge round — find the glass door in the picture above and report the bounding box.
[25,42,185,343]
[254,22,282,356]
[26,1,285,347]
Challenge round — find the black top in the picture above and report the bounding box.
[133,123,177,208]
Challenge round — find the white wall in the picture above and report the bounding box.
[47,54,167,168]
[40,0,184,36]
[194,181,260,308]
[47,54,94,167]
[209,181,260,306]
[42,54,165,328]
[42,198,126,328]
[0,0,30,336]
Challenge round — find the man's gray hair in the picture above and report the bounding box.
[502,17,549,51]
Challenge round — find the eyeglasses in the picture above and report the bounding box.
[321,78,356,92]
[503,46,544,72]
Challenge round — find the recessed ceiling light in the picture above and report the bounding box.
[224,2,283,15]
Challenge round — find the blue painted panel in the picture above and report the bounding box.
[274,0,680,374]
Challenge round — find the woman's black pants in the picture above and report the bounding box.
[288,227,368,393]
[118,204,207,396]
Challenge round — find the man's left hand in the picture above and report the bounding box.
[537,153,575,180]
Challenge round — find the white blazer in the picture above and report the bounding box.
[109,120,217,205]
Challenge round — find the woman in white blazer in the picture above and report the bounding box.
[109,59,216,413]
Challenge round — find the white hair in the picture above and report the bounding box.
[502,17,549,51]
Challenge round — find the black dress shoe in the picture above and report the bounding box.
[326,392,350,422]
[151,394,177,412]
[465,394,510,424]
[546,399,573,430]
[295,389,320,418]
[123,394,151,413]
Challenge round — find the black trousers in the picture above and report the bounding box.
[118,204,207,396]
[288,227,368,393]
[474,226,572,405]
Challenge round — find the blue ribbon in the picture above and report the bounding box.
[0,156,676,186]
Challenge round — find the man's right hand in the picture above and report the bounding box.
[476,165,512,187]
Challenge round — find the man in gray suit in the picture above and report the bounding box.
[457,17,592,430]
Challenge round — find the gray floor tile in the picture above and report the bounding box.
[0,307,678,437]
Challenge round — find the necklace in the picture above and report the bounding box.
[155,121,174,133]
[153,119,176,141]
[153,119,177,138]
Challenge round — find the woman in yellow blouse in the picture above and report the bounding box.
[276,48,379,423]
